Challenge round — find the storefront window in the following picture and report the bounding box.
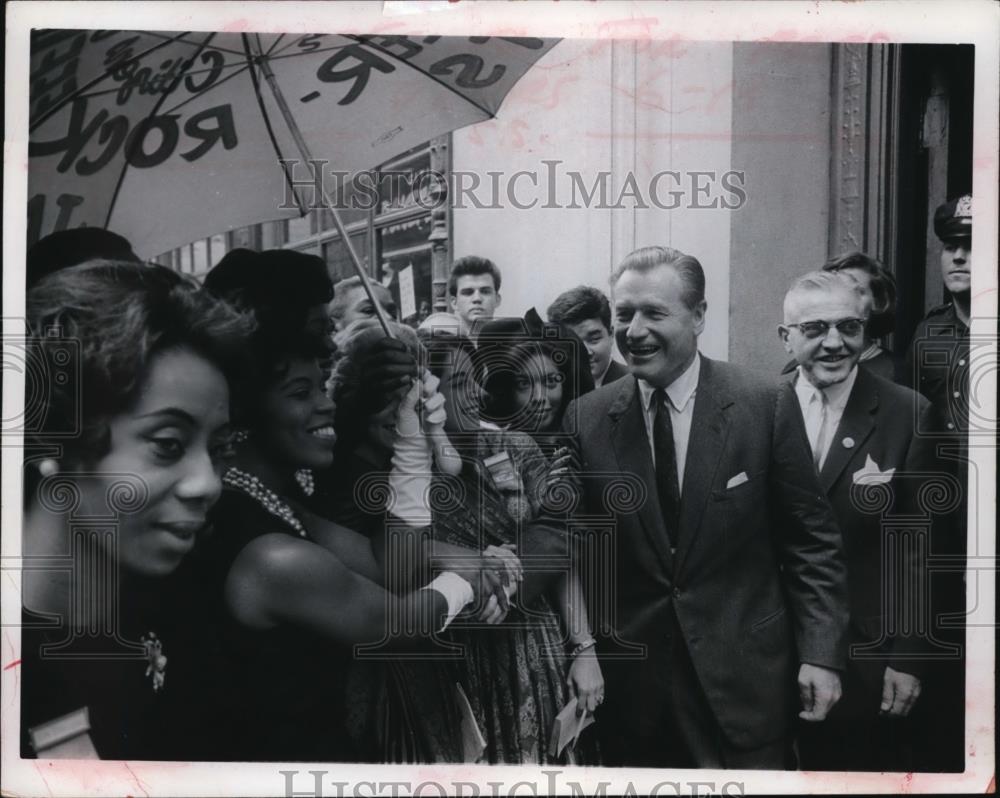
[192,240,208,274]
[209,233,227,267]
[323,231,369,283]
[179,244,192,274]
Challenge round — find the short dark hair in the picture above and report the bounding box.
[27,228,140,288]
[611,246,706,311]
[822,251,897,338]
[447,256,501,297]
[546,286,612,332]
[26,260,254,469]
[204,248,334,332]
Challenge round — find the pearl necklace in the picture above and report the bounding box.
[223,467,307,538]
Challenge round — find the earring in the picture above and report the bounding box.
[37,458,59,478]
[232,429,251,444]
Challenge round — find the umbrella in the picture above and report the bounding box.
[28,29,558,330]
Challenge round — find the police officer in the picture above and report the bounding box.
[904,194,971,438]
[903,194,972,773]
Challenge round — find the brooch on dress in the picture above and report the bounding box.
[142,632,168,693]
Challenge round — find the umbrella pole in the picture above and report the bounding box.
[251,44,396,339]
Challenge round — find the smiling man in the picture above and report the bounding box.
[564,245,849,768]
[780,271,935,770]
[547,285,629,387]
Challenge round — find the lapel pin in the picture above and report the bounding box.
[842,437,855,449]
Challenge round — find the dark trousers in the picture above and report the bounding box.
[599,605,788,770]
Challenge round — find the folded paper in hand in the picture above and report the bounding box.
[454,682,487,762]
[548,697,594,759]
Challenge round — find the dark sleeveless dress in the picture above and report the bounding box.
[19,573,204,760]
[197,487,359,762]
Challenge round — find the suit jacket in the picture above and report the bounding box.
[785,367,936,685]
[564,354,849,749]
[600,359,630,386]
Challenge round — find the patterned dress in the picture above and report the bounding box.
[431,428,576,764]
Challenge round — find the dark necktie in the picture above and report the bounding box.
[653,389,681,548]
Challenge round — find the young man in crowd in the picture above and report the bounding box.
[547,285,629,387]
[447,255,502,340]
[779,270,934,771]
[565,245,849,769]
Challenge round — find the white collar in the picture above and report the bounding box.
[794,364,858,411]
[638,353,701,412]
[594,357,616,386]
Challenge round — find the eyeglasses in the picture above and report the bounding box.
[785,318,866,339]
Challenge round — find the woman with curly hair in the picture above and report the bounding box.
[21,260,254,760]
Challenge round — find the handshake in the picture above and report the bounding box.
[445,543,523,626]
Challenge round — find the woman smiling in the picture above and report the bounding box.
[196,314,501,761]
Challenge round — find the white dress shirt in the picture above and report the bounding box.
[637,354,701,493]
[793,365,858,470]
[594,359,613,388]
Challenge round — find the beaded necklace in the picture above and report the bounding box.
[223,467,308,538]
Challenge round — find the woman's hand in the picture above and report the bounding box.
[567,648,605,715]
[483,543,523,594]
[453,563,509,624]
[543,446,582,509]
[418,370,463,476]
[395,379,422,439]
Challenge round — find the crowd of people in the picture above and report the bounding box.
[20,195,972,770]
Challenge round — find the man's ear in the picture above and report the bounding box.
[777,325,793,354]
[692,300,707,336]
[448,295,456,312]
[495,292,502,309]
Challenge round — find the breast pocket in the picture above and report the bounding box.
[712,470,765,502]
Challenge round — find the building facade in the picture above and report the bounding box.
[155,40,972,372]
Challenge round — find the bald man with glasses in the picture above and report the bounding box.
[779,270,936,771]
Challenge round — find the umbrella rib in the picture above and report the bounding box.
[102,32,219,231]
[138,30,248,57]
[342,35,497,119]
[265,33,286,57]
[242,35,308,217]
[29,30,204,131]
[267,44,357,62]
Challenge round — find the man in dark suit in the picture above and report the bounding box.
[563,246,850,769]
[547,285,629,387]
[778,270,934,770]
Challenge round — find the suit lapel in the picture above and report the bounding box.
[819,369,878,492]
[608,376,675,576]
[674,356,731,575]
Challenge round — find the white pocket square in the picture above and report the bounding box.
[853,454,896,485]
[726,472,749,489]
